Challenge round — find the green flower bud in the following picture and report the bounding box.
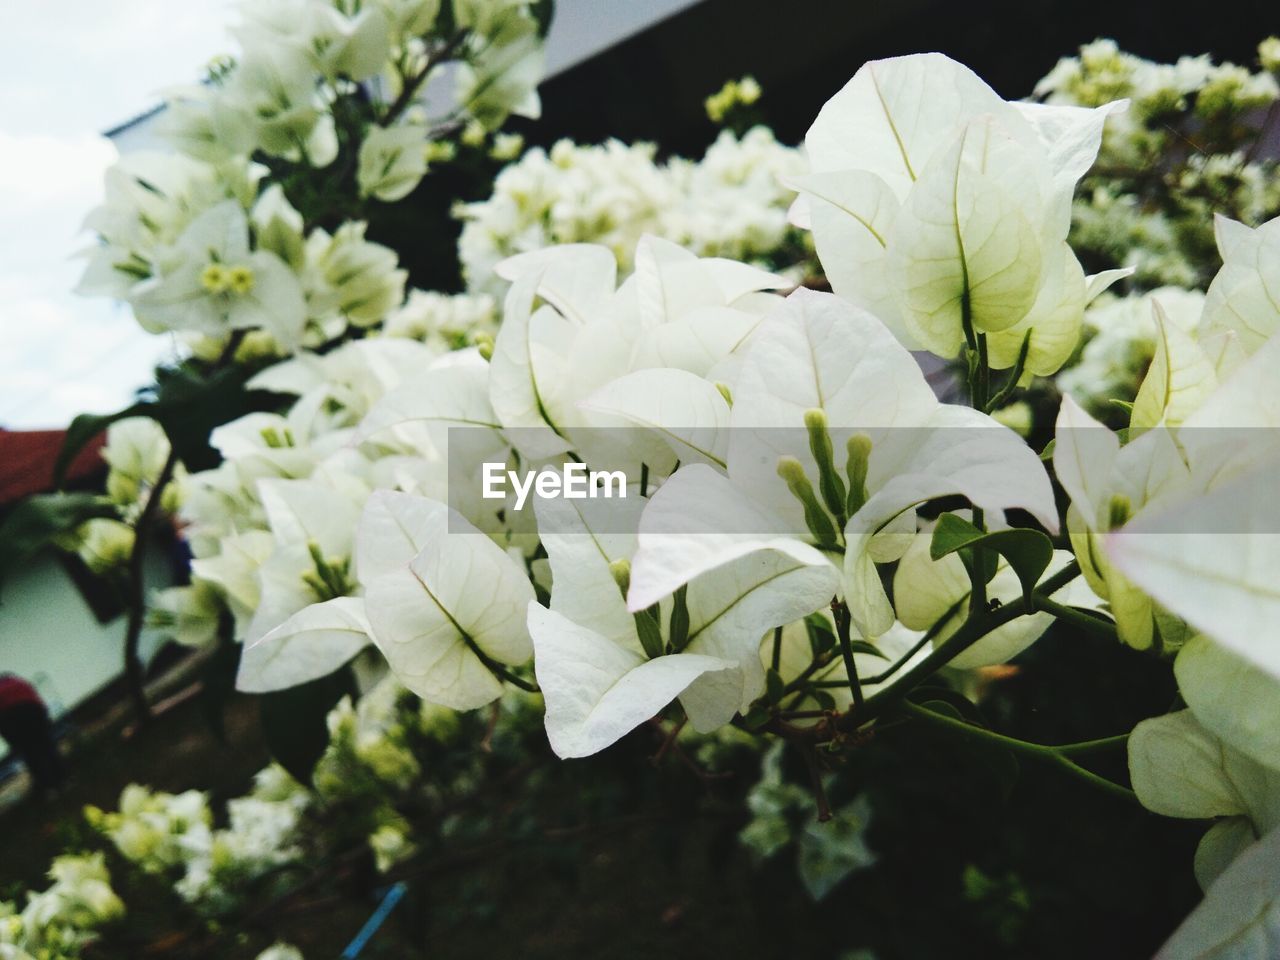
[845,434,873,517]
[778,455,837,547]
[804,408,848,524]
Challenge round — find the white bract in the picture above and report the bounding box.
[629,288,1056,645]
[795,52,1125,373]
[355,492,533,710]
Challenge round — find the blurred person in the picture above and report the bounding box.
[0,673,64,795]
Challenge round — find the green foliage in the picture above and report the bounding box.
[931,513,1054,601]
[0,492,117,595]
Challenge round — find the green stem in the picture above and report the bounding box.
[847,561,1082,728]
[831,600,865,711]
[119,331,247,727]
[901,701,1137,804]
[379,30,469,127]
[1056,734,1130,757]
[1033,595,1120,642]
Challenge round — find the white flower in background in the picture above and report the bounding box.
[255,944,305,960]
[374,0,441,42]
[382,289,498,348]
[358,124,430,201]
[488,236,787,466]
[76,518,136,575]
[457,131,805,295]
[301,221,407,331]
[149,581,224,648]
[1058,286,1205,412]
[101,416,174,512]
[1198,214,1280,354]
[131,201,307,347]
[455,5,544,130]
[795,52,1125,374]
[77,154,266,299]
[219,40,338,165]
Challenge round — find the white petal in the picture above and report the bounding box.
[237,596,370,692]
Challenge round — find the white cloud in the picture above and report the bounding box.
[0,0,231,428]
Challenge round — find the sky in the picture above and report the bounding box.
[0,1,234,429]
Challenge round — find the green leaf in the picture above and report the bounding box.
[1038,438,1055,461]
[0,492,118,596]
[848,640,889,660]
[54,405,148,487]
[259,667,356,786]
[930,513,1054,602]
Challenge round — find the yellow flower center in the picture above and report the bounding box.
[200,263,229,294]
[227,264,255,295]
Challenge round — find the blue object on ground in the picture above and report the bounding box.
[341,881,408,959]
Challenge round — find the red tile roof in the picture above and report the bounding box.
[0,430,106,505]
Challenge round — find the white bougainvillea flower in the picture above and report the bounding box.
[1128,303,1218,433]
[357,124,430,202]
[1199,214,1280,355]
[76,152,266,299]
[1152,822,1280,959]
[238,596,371,693]
[629,288,1057,642]
[1054,395,1192,649]
[795,52,1125,373]
[1104,333,1280,667]
[489,236,786,473]
[243,477,365,648]
[1174,635,1280,773]
[131,201,307,346]
[190,530,276,638]
[529,491,837,755]
[1106,457,1280,678]
[356,491,533,711]
[1129,709,1280,890]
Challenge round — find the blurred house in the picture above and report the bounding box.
[0,430,172,758]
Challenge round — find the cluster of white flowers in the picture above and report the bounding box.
[456,126,809,294]
[1057,286,1205,414]
[88,766,310,915]
[0,853,124,960]
[209,53,1280,956]
[76,0,545,352]
[59,8,1280,948]
[68,417,178,577]
[1036,37,1280,290]
[382,288,499,349]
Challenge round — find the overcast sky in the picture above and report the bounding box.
[0,1,234,428]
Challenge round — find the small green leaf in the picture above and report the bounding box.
[1038,439,1055,461]
[0,492,118,595]
[811,689,837,711]
[54,405,147,487]
[848,640,889,660]
[930,513,1054,602]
